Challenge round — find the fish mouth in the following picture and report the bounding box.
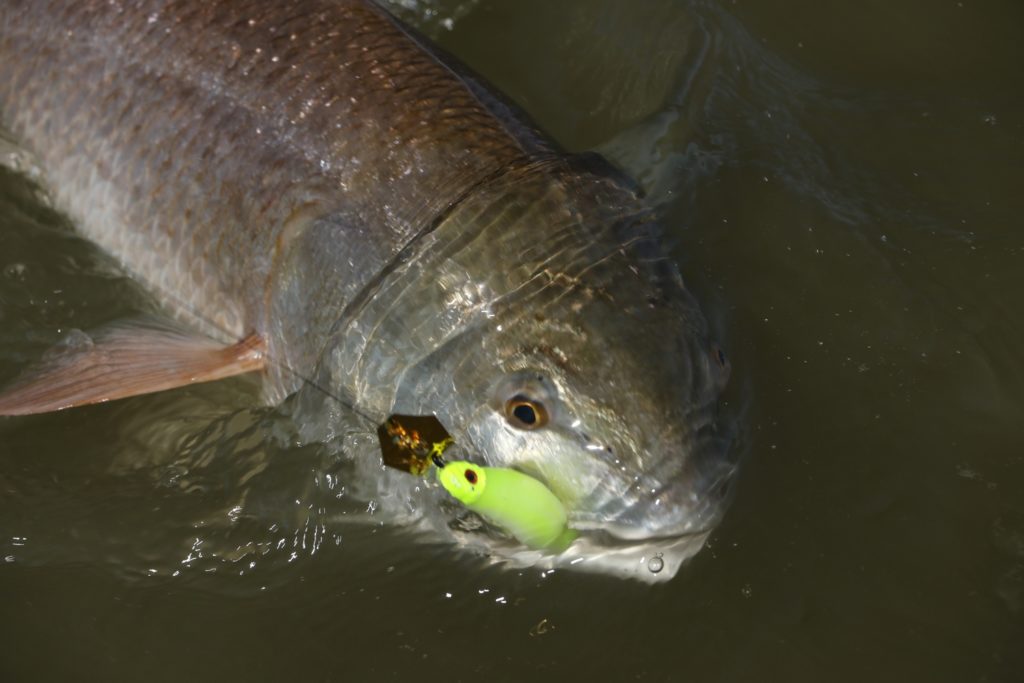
[460,410,739,582]
[446,523,715,583]
[439,469,728,583]
[553,529,714,582]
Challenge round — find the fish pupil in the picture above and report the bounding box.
[464,469,478,484]
[512,403,537,425]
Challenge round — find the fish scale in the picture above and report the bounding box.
[0,0,546,397]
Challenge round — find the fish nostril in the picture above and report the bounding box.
[711,344,727,369]
[709,343,730,387]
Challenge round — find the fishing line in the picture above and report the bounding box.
[143,284,381,427]
[275,359,379,426]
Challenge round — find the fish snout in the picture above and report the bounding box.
[575,407,737,544]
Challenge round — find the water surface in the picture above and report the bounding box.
[1,0,1022,680]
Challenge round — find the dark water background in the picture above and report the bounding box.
[2,0,1023,680]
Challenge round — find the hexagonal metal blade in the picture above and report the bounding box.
[377,414,453,476]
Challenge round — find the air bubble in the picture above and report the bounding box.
[3,263,27,280]
[647,554,664,574]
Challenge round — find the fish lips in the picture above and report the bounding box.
[461,524,715,583]
[552,410,740,581]
[447,441,738,583]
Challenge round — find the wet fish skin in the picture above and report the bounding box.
[0,0,548,398]
[319,160,734,547]
[0,0,736,578]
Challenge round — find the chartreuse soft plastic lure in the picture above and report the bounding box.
[436,460,576,552]
[376,414,575,552]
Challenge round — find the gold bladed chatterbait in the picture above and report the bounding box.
[377,414,575,551]
[376,414,453,476]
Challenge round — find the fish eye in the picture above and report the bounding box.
[464,469,478,485]
[504,395,548,430]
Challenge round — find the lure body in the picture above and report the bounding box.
[437,461,575,551]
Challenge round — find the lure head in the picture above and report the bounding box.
[437,461,486,506]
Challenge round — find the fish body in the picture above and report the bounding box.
[0,0,737,580]
[0,0,548,399]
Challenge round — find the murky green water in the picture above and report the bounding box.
[2,0,1022,680]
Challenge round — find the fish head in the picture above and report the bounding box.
[472,276,734,536]
[381,168,740,580]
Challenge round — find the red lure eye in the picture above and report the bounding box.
[464,469,478,485]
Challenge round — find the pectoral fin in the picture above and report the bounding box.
[0,321,265,416]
